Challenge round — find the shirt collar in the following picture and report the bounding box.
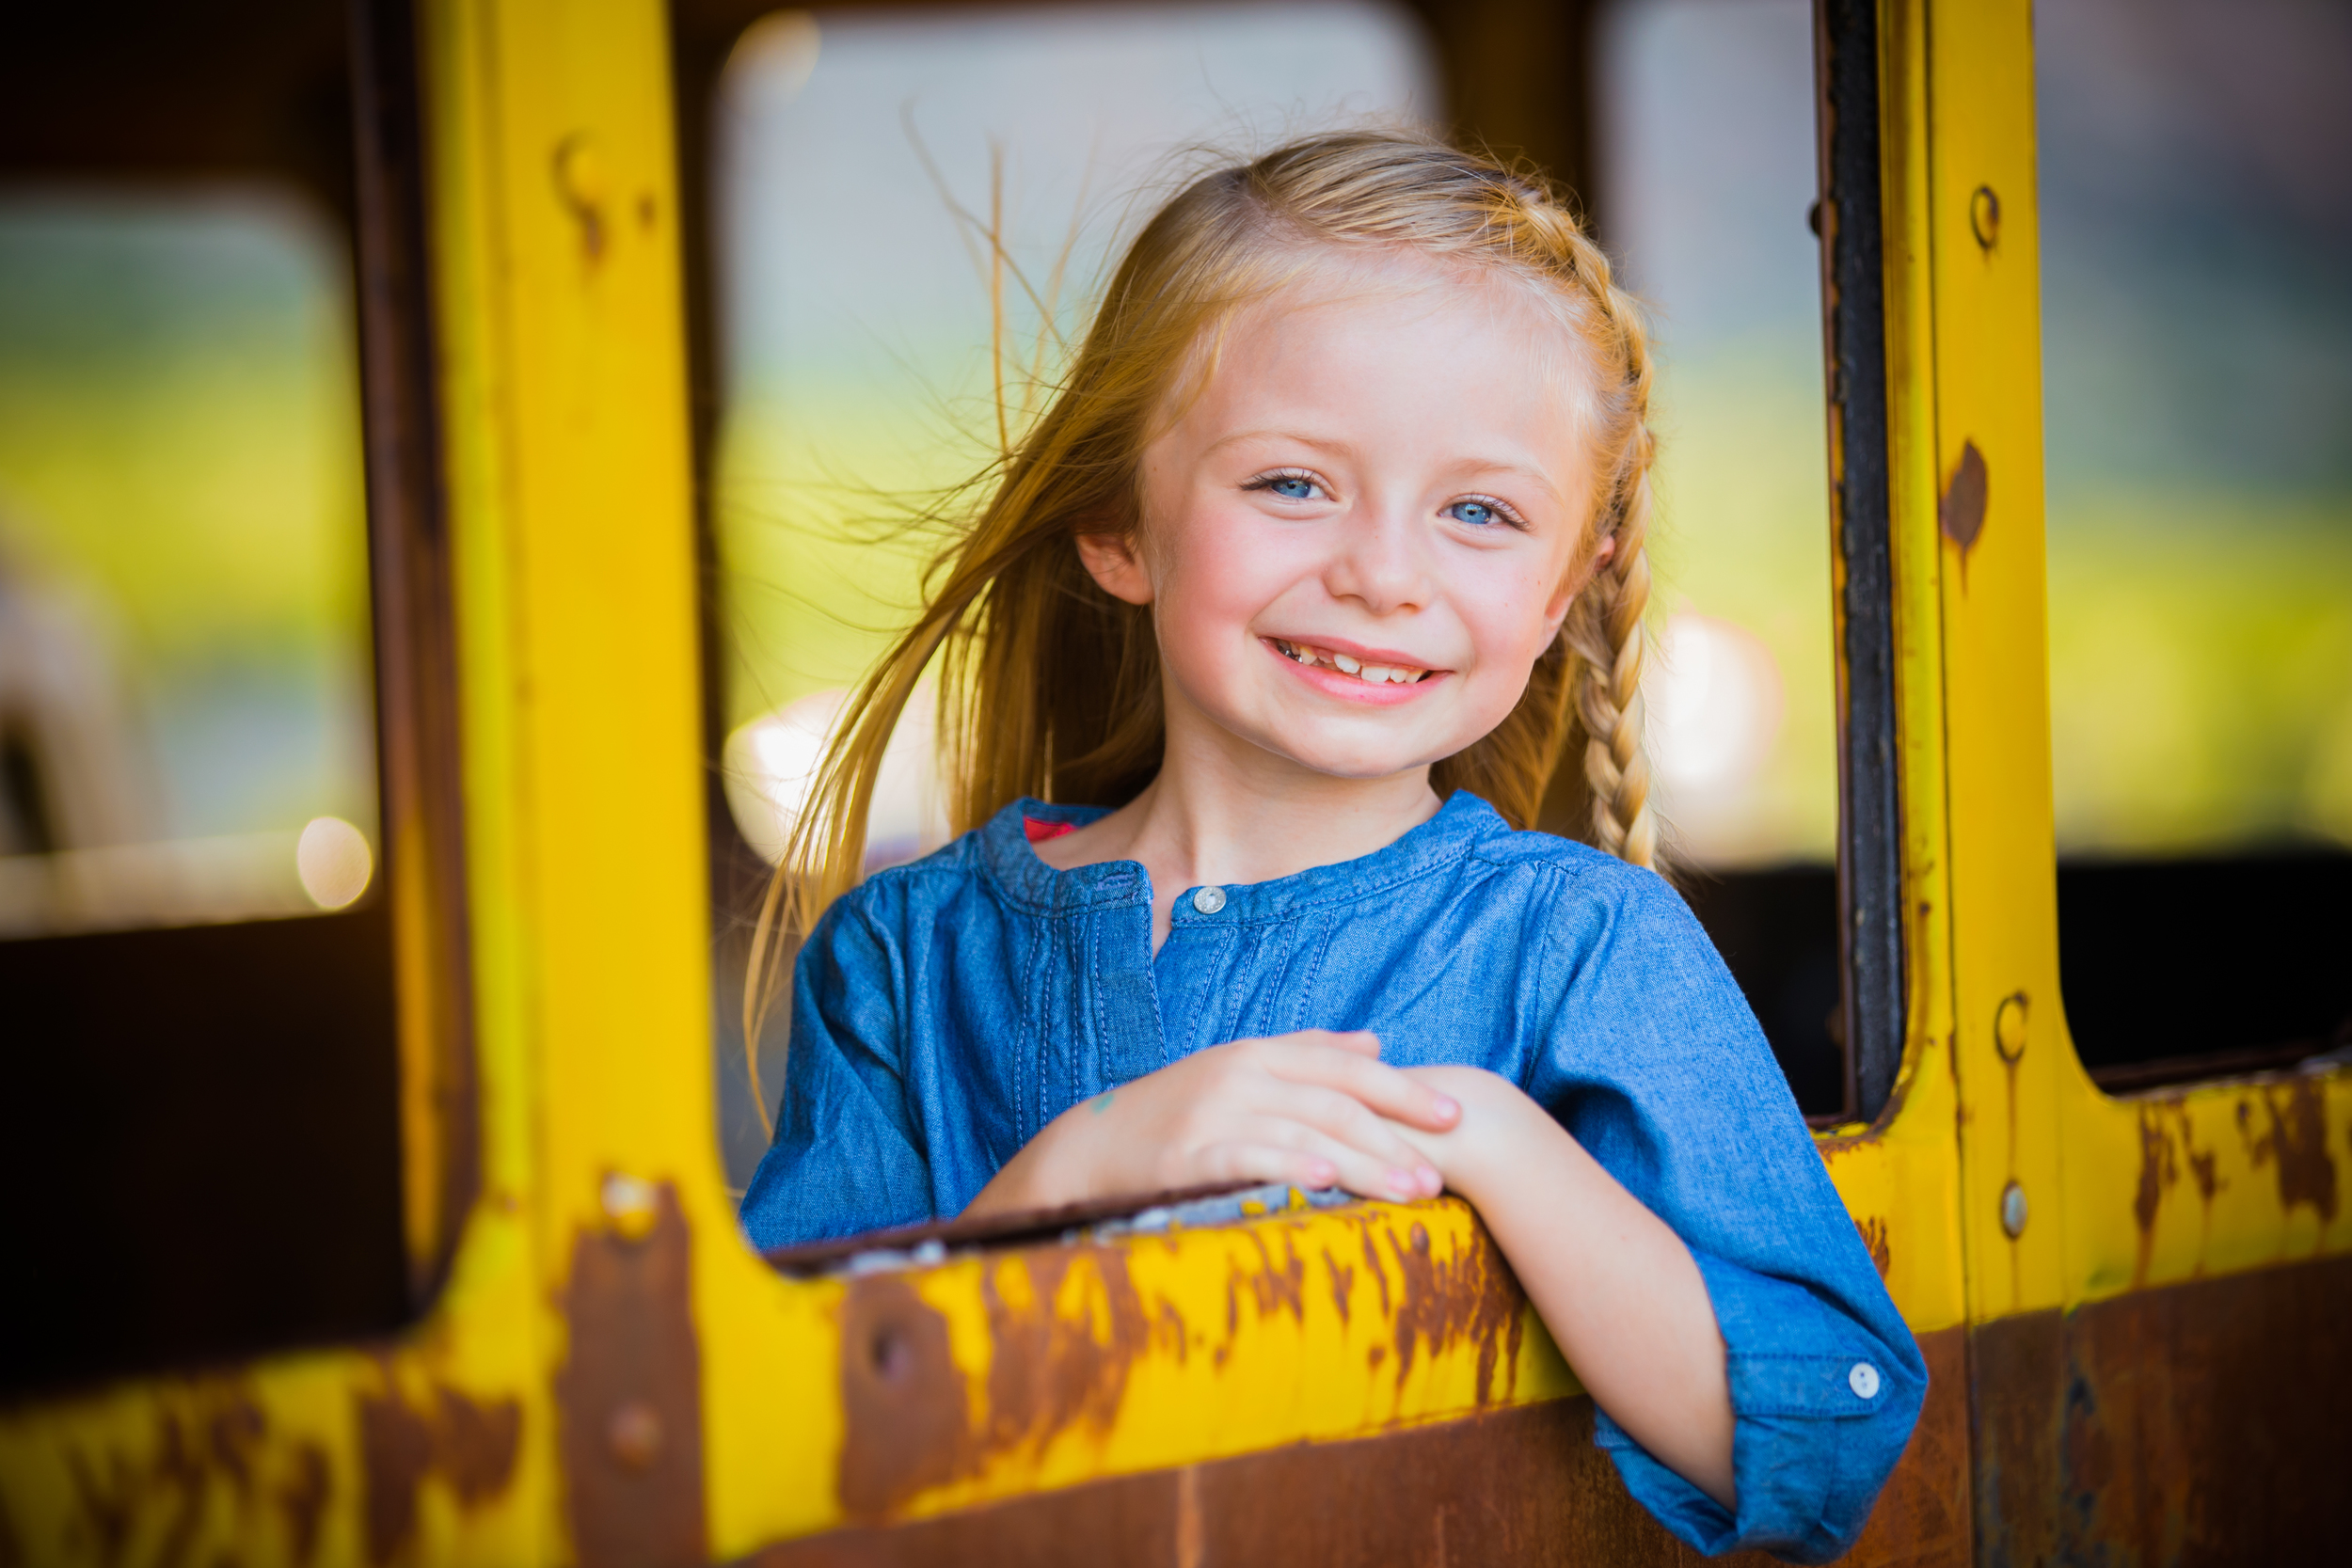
[976,789,1511,920]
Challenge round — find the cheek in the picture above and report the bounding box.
[1459,555,1568,674]
[1148,502,1299,659]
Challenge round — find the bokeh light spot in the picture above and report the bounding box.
[295,816,372,909]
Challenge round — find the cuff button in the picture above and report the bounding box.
[1848,1361,1882,1400]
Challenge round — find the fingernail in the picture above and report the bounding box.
[1419,1165,1442,1196]
[1388,1169,1417,1196]
[1308,1161,1336,1184]
[1433,1095,1461,1119]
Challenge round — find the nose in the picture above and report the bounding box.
[1323,499,1432,615]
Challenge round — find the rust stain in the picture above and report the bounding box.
[550,134,608,264]
[1939,439,1989,583]
[1855,1214,1892,1278]
[1320,1247,1355,1327]
[2237,1080,2340,1237]
[839,1275,978,1522]
[1358,1223,1392,1318]
[1237,1230,1307,1325]
[278,1443,331,1568]
[556,1179,706,1568]
[52,1385,337,1568]
[1384,1217,1526,1405]
[2132,1107,2179,1288]
[358,1375,520,1564]
[980,1247,1155,1464]
[356,1384,433,1565]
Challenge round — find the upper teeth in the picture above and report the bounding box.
[1276,640,1426,684]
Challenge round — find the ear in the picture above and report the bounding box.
[1074,529,1155,607]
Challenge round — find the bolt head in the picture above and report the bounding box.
[2000,1180,2029,1239]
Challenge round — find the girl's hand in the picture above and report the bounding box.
[1387,1064,1740,1510]
[964,1030,1462,1217]
[1381,1064,1551,1203]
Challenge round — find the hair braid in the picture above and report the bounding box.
[1502,182,1662,868]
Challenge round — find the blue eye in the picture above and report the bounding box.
[1265,474,1318,500]
[1446,499,1502,527]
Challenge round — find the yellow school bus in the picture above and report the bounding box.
[0,0,2344,1562]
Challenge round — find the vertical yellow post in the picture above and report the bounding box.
[1918,0,2069,1323]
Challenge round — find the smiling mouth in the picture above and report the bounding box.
[1270,639,1434,686]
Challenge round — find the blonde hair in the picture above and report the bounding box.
[745,131,1659,1121]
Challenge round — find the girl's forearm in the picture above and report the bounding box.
[1450,1100,1737,1509]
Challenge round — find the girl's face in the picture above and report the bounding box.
[1081,258,1605,784]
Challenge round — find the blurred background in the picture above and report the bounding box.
[0,190,379,934]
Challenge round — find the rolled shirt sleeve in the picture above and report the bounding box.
[1526,861,1928,1561]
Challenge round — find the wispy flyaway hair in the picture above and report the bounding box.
[744,129,1661,1126]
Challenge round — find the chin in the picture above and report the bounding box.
[1262,730,1455,783]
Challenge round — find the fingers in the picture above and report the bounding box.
[1198,1134,1426,1203]
[1270,1084,1440,1196]
[1260,1034,1463,1133]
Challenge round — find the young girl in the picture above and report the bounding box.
[739,131,1922,1560]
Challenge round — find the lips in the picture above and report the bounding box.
[1270,638,1432,686]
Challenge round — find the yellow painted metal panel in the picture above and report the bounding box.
[1910,0,2352,1332]
[1918,0,2072,1323]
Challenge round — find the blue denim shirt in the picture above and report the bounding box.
[740,792,1924,1560]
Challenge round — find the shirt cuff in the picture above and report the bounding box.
[1592,1250,1926,1562]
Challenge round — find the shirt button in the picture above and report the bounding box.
[1192,886,1227,914]
[1848,1362,1882,1400]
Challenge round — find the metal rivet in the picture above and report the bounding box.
[607,1401,661,1470]
[1849,1362,1882,1400]
[1994,991,2028,1064]
[601,1171,658,1240]
[871,1325,914,1382]
[1192,886,1226,914]
[2000,1180,2029,1239]
[1970,184,2000,250]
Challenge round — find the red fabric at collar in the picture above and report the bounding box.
[1023,816,1078,845]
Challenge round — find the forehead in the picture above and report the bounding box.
[1175,247,1597,436]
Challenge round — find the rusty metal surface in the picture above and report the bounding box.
[818,1198,1556,1529]
[753,1325,1967,1567]
[558,1181,707,1568]
[1973,1254,2352,1566]
[356,1372,521,1564]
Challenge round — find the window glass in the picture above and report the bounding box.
[1596,0,1844,1113]
[708,3,1438,1183]
[2037,0,2352,1079]
[0,189,377,937]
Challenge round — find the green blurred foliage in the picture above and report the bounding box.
[0,193,370,669]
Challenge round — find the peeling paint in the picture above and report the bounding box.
[1319,1248,1355,1328]
[357,1376,520,1563]
[41,1383,342,1568]
[557,1180,705,1568]
[1939,440,1989,582]
[838,1276,976,1522]
[1855,1214,1893,1278]
[2237,1080,2340,1238]
[1384,1219,1525,1405]
[981,1248,1157,1464]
